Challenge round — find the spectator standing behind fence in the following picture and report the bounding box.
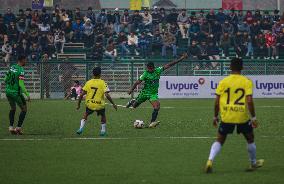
[2,41,12,65]
[60,58,77,98]
[162,31,177,58]
[42,54,50,98]
[177,9,189,39]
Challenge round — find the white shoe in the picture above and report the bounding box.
[149,121,160,128]
[276,56,279,59]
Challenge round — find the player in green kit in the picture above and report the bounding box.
[4,55,30,135]
[126,53,187,128]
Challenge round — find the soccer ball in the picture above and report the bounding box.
[133,120,144,129]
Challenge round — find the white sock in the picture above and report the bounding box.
[101,123,106,132]
[80,119,86,129]
[208,141,222,161]
[247,143,257,165]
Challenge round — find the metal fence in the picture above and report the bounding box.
[1,59,284,99]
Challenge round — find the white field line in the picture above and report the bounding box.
[106,103,283,110]
[0,136,283,141]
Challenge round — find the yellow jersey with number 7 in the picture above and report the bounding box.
[216,74,253,124]
[83,79,110,110]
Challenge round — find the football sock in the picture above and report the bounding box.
[151,109,159,122]
[9,110,16,127]
[17,111,27,127]
[101,123,106,132]
[247,143,257,165]
[80,119,86,129]
[208,141,222,161]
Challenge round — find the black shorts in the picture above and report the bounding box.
[85,107,105,117]
[218,121,253,135]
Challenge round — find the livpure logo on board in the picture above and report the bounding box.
[159,76,284,98]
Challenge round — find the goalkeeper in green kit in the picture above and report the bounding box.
[126,53,188,128]
[4,55,30,135]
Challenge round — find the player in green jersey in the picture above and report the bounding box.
[126,53,187,128]
[4,55,30,135]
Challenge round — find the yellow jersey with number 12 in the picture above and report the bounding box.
[83,79,110,110]
[216,74,253,124]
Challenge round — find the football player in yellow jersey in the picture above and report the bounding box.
[205,58,264,173]
[76,67,117,136]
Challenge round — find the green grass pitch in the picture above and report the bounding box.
[0,99,284,184]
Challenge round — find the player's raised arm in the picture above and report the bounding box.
[77,90,87,110]
[128,80,142,95]
[163,53,188,70]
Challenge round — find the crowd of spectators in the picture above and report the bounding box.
[1,6,284,66]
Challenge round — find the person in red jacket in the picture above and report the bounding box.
[265,31,278,59]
